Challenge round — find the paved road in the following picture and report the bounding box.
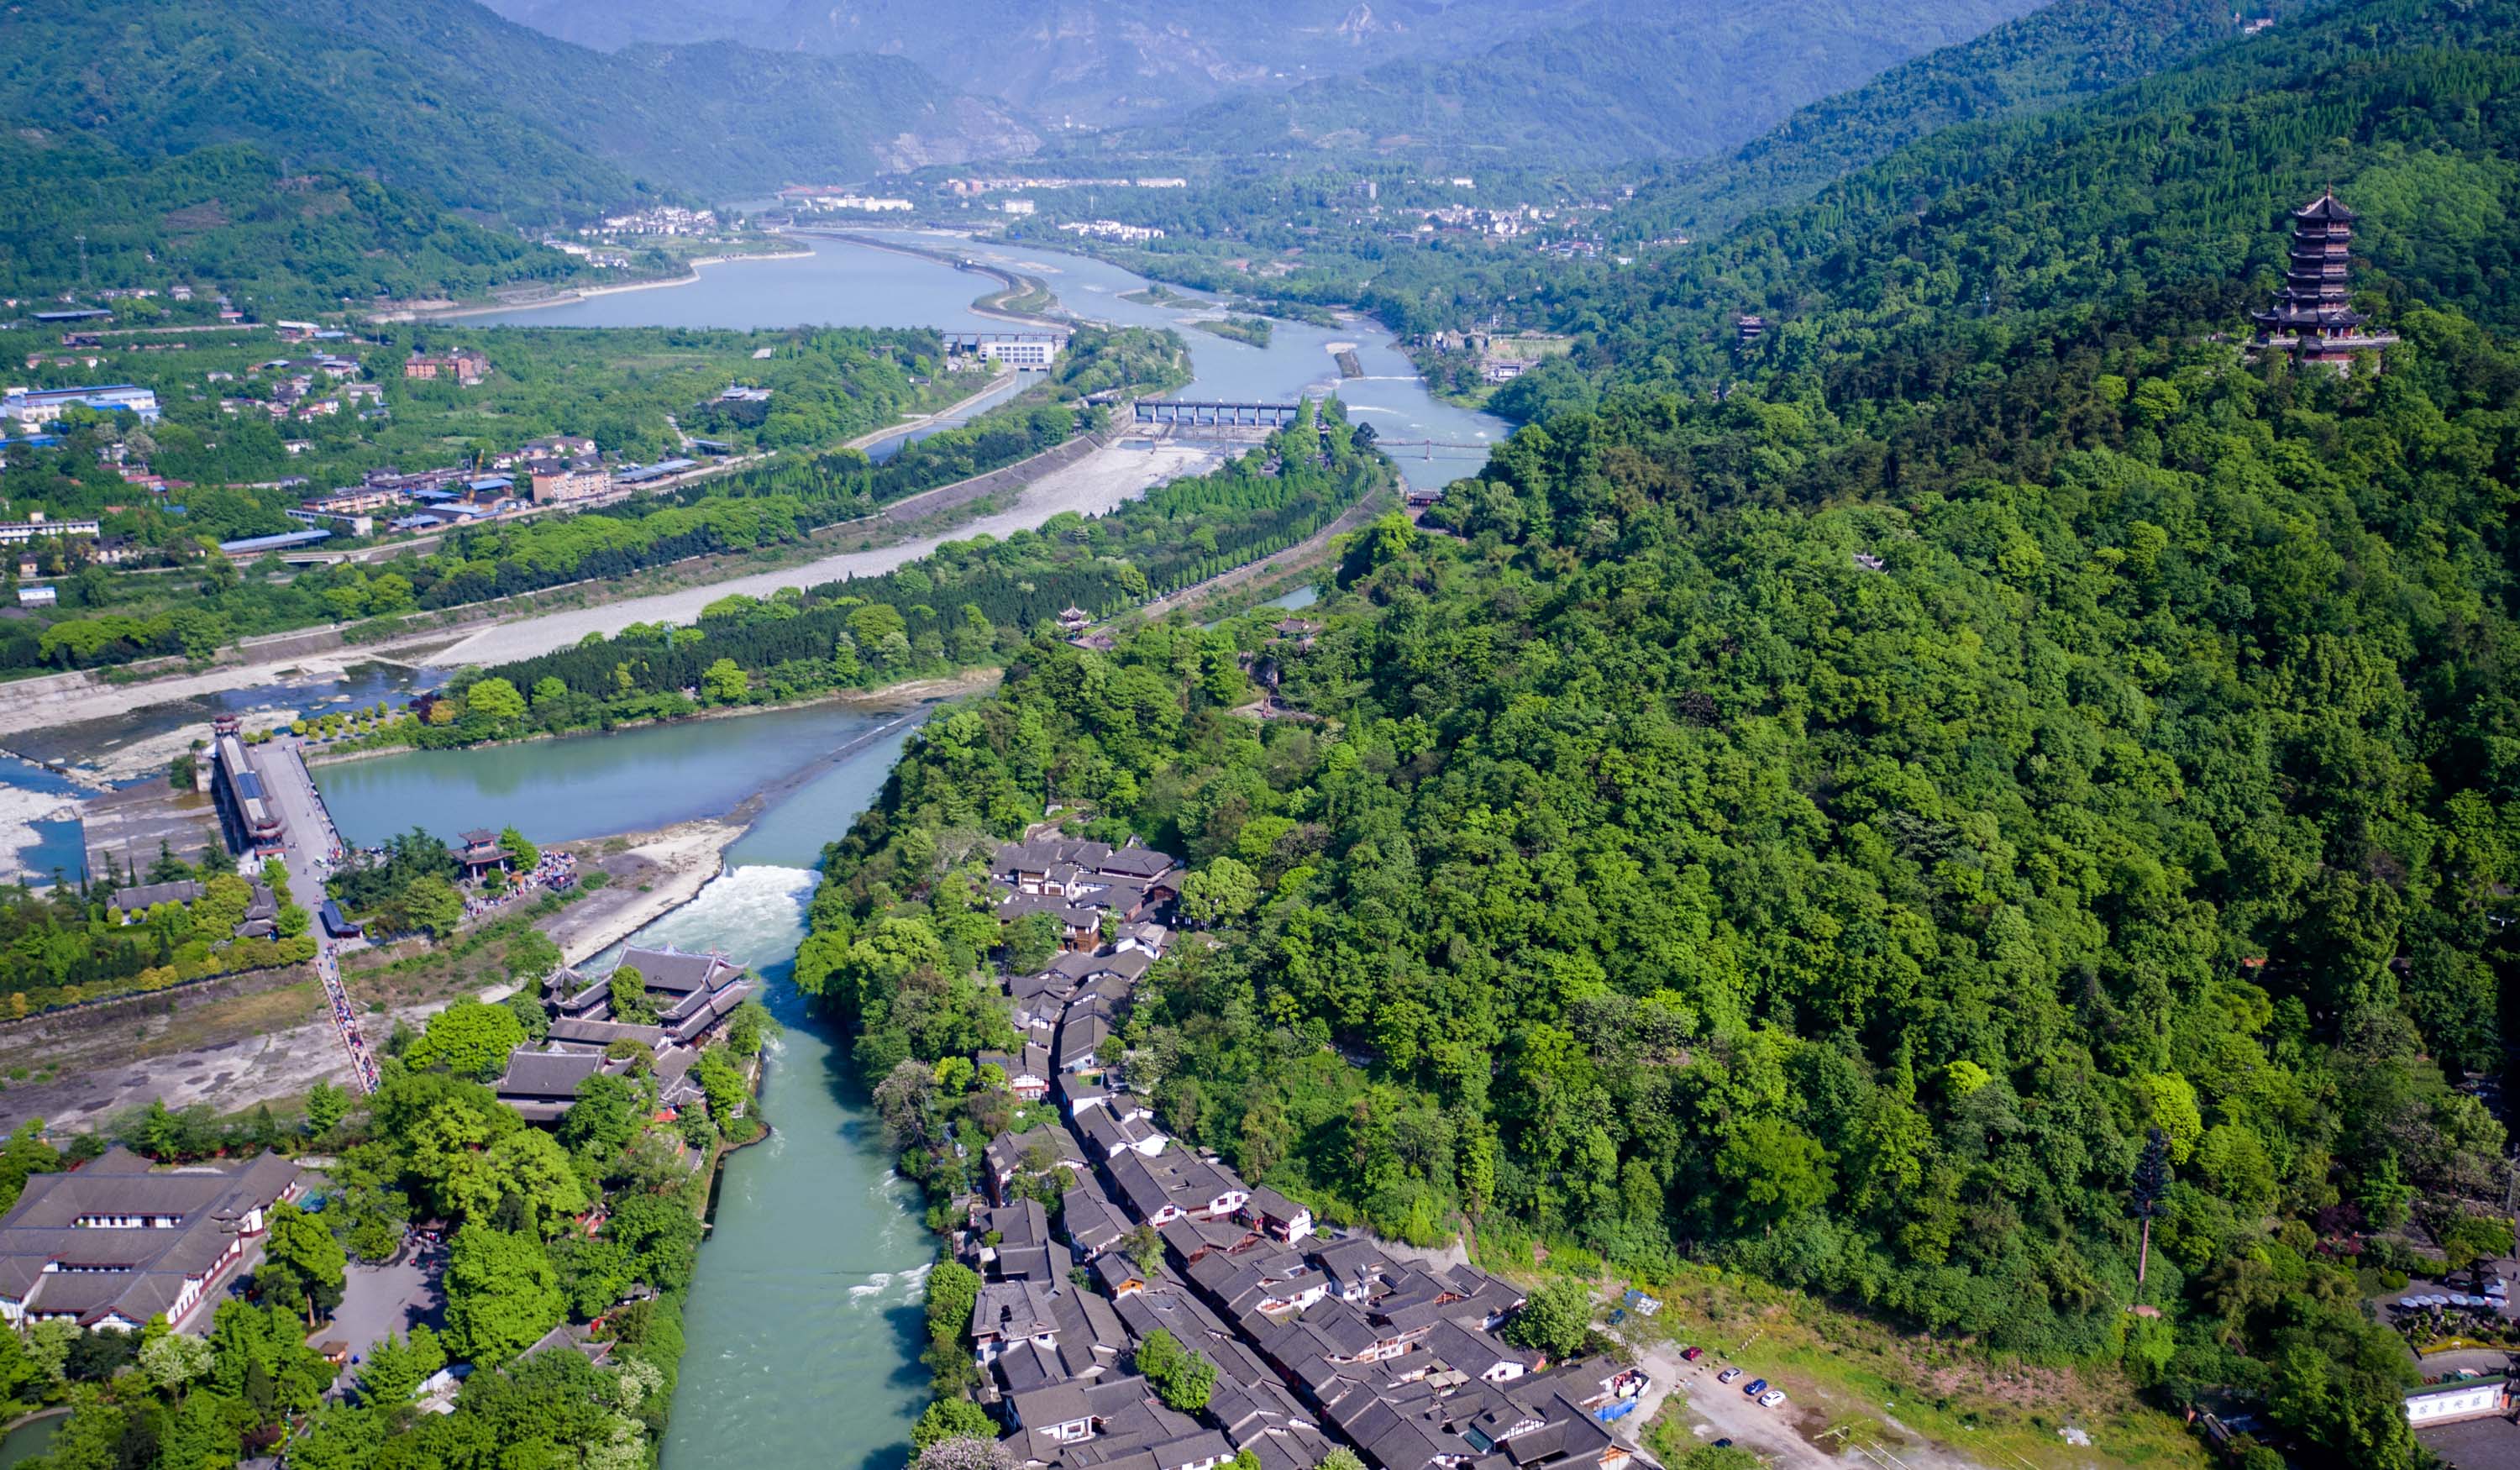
[251,738,378,1089]
[1629,1341,1845,1470]
[251,736,342,907]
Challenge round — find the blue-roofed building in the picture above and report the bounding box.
[217,528,332,556]
[613,458,697,486]
[3,384,160,424]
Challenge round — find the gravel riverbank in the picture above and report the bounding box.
[424,438,1223,667]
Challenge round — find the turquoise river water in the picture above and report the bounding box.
[320,709,931,1467]
[3,230,1503,1468]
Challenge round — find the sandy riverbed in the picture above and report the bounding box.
[0,785,81,884]
[544,820,746,967]
[81,709,313,786]
[424,438,1224,667]
[0,641,448,740]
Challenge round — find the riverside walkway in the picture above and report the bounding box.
[254,736,379,1093]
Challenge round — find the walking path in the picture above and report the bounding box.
[259,737,380,1094]
[1116,491,1381,627]
[313,947,379,1095]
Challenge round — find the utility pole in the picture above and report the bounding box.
[75,234,87,291]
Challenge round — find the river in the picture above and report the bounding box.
[310,707,930,1467]
[0,228,1498,1465]
[481,230,1507,492]
[2,231,1497,881]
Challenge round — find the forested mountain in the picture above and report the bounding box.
[1623,0,2330,239]
[1479,0,2520,417]
[0,0,1032,219]
[481,0,1614,127]
[1072,0,2039,165]
[0,134,582,307]
[817,299,2519,1467]
[794,0,2520,1463]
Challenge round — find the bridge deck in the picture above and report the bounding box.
[1134,398,1307,427]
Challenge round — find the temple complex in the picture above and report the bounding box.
[2250,190,2397,371]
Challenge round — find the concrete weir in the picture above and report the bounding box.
[1133,397,1306,427]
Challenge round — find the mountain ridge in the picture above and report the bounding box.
[0,0,1037,218]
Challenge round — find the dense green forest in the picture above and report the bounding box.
[1620,0,2327,239]
[1512,0,2520,405]
[0,0,1033,305]
[0,135,586,308]
[785,0,2520,1458]
[804,297,2520,1470]
[0,0,1023,221]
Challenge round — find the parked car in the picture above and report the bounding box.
[1682,1347,1704,1362]
[1712,1441,1733,1450]
[1743,1378,1769,1396]
[1717,1368,1744,1384]
[1760,1390,1788,1408]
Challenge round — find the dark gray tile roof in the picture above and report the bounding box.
[612,944,743,995]
[108,879,203,913]
[495,1047,609,1100]
[0,1147,300,1327]
[548,1017,669,1048]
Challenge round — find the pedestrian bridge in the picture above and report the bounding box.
[1134,399,1305,427]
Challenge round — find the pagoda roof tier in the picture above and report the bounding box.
[2255,304,2370,328]
[2294,191,2359,222]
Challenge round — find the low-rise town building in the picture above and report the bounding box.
[950,827,1651,1470]
[0,1147,302,1332]
[0,512,102,547]
[1,384,160,425]
[528,456,612,504]
[403,348,490,386]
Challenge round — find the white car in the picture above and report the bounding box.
[1716,1368,1744,1385]
[1758,1390,1788,1409]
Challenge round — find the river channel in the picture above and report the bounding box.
[313,707,931,1467]
[0,228,1501,1469]
[481,230,1506,491]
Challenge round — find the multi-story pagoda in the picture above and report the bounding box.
[2250,190,2397,371]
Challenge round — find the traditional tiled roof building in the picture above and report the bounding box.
[2250,191,2397,370]
[0,1147,302,1331]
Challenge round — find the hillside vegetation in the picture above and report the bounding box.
[1082,0,2036,165]
[790,0,2520,1464]
[0,135,582,309]
[1515,0,2520,403]
[1623,0,2330,238]
[0,0,1026,215]
[486,0,1615,126]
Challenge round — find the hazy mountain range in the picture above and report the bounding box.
[479,0,1620,126]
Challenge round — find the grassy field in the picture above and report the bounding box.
[1602,1263,2208,1470]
